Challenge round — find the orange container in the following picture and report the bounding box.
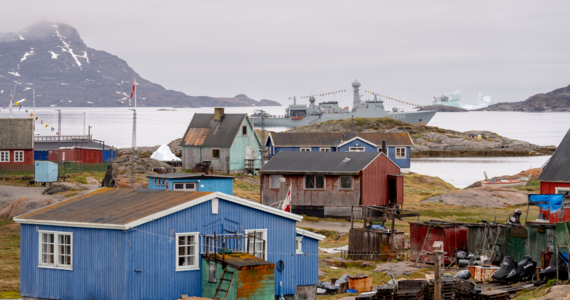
[348,275,373,292]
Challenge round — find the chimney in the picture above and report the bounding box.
[214,107,224,121]
[382,139,387,155]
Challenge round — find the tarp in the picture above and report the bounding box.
[529,194,563,212]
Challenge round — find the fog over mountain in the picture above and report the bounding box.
[0,21,280,107]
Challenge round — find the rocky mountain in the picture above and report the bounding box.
[0,21,281,108]
[418,105,469,112]
[479,84,570,112]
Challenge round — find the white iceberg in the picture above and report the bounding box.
[151,144,181,161]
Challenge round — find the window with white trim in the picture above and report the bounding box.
[14,151,24,162]
[305,175,325,189]
[0,151,9,162]
[349,147,365,152]
[556,188,570,209]
[296,237,303,254]
[173,182,197,191]
[396,147,407,159]
[245,229,267,260]
[300,148,311,152]
[38,231,73,270]
[320,148,330,152]
[340,176,353,190]
[176,232,199,271]
[270,175,283,189]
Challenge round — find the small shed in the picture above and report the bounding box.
[48,147,103,163]
[410,221,468,264]
[260,152,402,218]
[148,173,234,195]
[466,224,528,262]
[202,253,275,300]
[34,161,58,183]
[526,222,556,268]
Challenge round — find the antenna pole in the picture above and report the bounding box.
[88,125,92,147]
[55,110,61,169]
[9,91,12,119]
[33,87,35,115]
[83,112,86,135]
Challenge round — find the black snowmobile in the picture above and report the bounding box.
[492,255,538,284]
[537,253,568,282]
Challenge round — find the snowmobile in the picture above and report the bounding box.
[492,255,537,284]
[516,255,537,281]
[536,253,568,283]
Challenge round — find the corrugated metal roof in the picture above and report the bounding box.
[147,173,234,180]
[269,132,412,147]
[0,118,34,149]
[34,140,109,150]
[17,188,213,225]
[539,129,570,182]
[261,152,380,175]
[180,113,246,147]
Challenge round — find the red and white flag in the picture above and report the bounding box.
[130,79,136,98]
[282,182,292,212]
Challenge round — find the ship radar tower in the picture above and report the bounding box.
[352,79,361,111]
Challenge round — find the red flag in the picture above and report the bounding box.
[130,79,136,98]
[282,182,292,212]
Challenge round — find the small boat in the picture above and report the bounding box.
[291,116,305,120]
[157,108,177,111]
[481,178,529,188]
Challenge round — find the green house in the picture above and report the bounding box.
[181,108,262,174]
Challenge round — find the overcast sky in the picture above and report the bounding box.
[2,1,569,107]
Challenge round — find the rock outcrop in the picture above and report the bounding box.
[479,84,570,112]
[465,168,542,189]
[423,186,529,208]
[118,138,182,158]
[0,197,63,219]
[287,117,556,157]
[102,155,175,188]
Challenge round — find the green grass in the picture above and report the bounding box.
[65,171,105,185]
[0,219,20,297]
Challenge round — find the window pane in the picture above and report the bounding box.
[316,176,324,189]
[179,257,186,266]
[179,236,186,245]
[188,255,195,266]
[188,246,194,255]
[174,183,184,189]
[305,176,314,189]
[271,175,282,188]
[179,247,186,255]
[186,183,195,189]
[340,176,352,189]
[212,149,220,158]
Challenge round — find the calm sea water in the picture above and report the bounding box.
[1,106,565,188]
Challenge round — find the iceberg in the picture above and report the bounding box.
[151,144,181,161]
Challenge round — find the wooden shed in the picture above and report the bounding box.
[260,152,402,217]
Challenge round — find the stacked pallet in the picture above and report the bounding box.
[454,279,481,300]
[376,284,397,300]
[425,278,456,300]
[395,280,427,300]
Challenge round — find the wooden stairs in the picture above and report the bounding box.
[213,268,236,300]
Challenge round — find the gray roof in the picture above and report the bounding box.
[147,173,234,180]
[34,140,109,151]
[261,152,380,175]
[0,118,34,149]
[268,132,413,147]
[180,113,247,148]
[539,129,570,182]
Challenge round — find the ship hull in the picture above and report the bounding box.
[252,110,436,127]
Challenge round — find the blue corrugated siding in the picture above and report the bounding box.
[103,150,117,162]
[34,150,49,161]
[125,198,300,299]
[20,224,126,300]
[338,139,377,152]
[387,146,410,169]
[147,178,233,194]
[296,235,319,286]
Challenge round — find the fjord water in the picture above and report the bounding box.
[2,107,565,188]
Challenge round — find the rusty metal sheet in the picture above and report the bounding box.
[180,113,247,147]
[183,128,210,146]
[17,188,213,225]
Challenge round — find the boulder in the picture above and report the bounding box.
[319,258,347,268]
[102,155,175,188]
[373,261,420,277]
[0,197,63,219]
[42,182,87,195]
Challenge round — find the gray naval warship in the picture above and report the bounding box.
[251,80,436,127]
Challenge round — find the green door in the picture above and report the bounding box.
[506,226,528,261]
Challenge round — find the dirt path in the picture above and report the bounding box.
[297,220,355,233]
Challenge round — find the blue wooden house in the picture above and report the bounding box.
[266,132,413,172]
[148,173,234,194]
[15,188,324,300]
[181,108,262,174]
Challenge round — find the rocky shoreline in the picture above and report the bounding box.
[478,84,570,112]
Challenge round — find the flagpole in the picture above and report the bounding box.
[134,78,137,154]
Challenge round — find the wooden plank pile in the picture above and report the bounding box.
[454,279,481,300]
[375,284,398,299]
[395,280,427,300]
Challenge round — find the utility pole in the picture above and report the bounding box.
[88,125,92,147]
[83,112,86,135]
[55,110,61,174]
[9,90,13,119]
[32,87,35,115]
[129,108,136,189]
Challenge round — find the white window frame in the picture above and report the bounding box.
[173,182,197,191]
[320,148,330,152]
[349,147,365,152]
[38,230,73,270]
[305,175,326,190]
[0,151,9,162]
[300,148,311,152]
[296,236,303,254]
[245,229,267,260]
[175,232,199,271]
[14,151,24,162]
[395,147,407,159]
[270,175,283,189]
[339,176,354,190]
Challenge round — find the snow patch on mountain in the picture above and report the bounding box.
[20,48,35,62]
[54,29,85,69]
[8,71,20,77]
[49,51,59,59]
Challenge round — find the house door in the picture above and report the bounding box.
[245,146,251,159]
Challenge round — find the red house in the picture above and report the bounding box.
[260,152,403,218]
[0,118,34,169]
[538,129,570,222]
[48,147,103,163]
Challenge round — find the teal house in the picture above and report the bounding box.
[148,173,234,194]
[181,108,262,174]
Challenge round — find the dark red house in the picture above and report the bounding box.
[538,129,570,222]
[260,152,403,217]
[48,147,103,163]
[0,118,34,169]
